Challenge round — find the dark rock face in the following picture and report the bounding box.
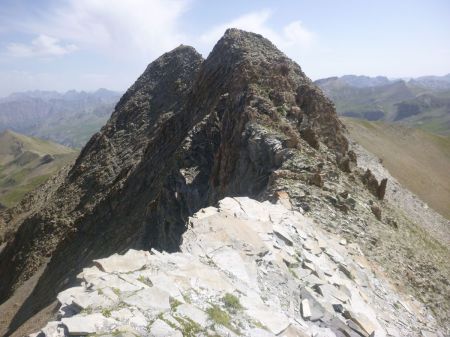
[361,169,387,200]
[0,29,354,333]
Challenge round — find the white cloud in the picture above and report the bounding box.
[6,34,77,57]
[282,21,314,48]
[198,9,315,54]
[22,0,191,60]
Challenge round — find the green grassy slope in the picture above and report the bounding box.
[0,130,78,208]
[342,118,450,219]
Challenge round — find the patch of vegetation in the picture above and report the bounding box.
[170,297,182,310]
[174,316,203,337]
[207,304,241,335]
[112,287,121,296]
[222,293,242,312]
[252,320,268,330]
[81,306,93,314]
[137,275,153,286]
[207,305,230,326]
[182,292,192,304]
[101,308,112,317]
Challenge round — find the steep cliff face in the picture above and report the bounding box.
[1,29,448,335]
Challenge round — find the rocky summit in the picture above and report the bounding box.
[0,29,449,336]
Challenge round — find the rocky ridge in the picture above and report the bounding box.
[0,29,449,335]
[30,197,442,337]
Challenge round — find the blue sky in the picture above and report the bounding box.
[0,0,449,96]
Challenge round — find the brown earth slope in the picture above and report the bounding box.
[0,130,77,208]
[342,118,450,219]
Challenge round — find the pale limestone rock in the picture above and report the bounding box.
[301,299,312,320]
[247,328,275,337]
[175,303,209,327]
[192,206,218,219]
[122,287,170,312]
[57,286,85,307]
[94,249,151,273]
[93,274,143,293]
[273,224,294,246]
[246,309,290,335]
[30,197,433,337]
[71,290,116,310]
[61,313,118,335]
[209,246,251,284]
[149,319,182,337]
[110,308,148,328]
[346,311,377,336]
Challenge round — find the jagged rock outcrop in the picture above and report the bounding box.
[0,29,449,336]
[29,198,442,337]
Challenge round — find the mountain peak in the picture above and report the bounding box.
[5,30,448,336]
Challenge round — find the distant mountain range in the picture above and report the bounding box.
[315,74,450,135]
[0,89,122,148]
[0,129,77,208]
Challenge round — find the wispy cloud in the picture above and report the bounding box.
[53,0,189,57]
[2,0,191,60]
[198,9,315,53]
[6,34,77,57]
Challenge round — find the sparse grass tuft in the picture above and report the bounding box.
[174,316,202,337]
[170,297,182,310]
[207,305,231,328]
[101,308,111,317]
[222,293,242,312]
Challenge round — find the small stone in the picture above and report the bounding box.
[301,299,311,320]
[371,205,382,221]
[273,225,294,246]
[303,261,316,273]
[344,311,376,336]
[332,303,344,313]
[347,319,370,337]
[339,239,347,246]
[309,172,324,187]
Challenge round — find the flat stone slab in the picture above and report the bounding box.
[246,309,289,335]
[210,247,251,284]
[150,319,182,337]
[175,303,209,327]
[110,308,148,328]
[61,313,118,335]
[122,287,170,312]
[346,311,376,336]
[273,225,294,246]
[94,249,151,273]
